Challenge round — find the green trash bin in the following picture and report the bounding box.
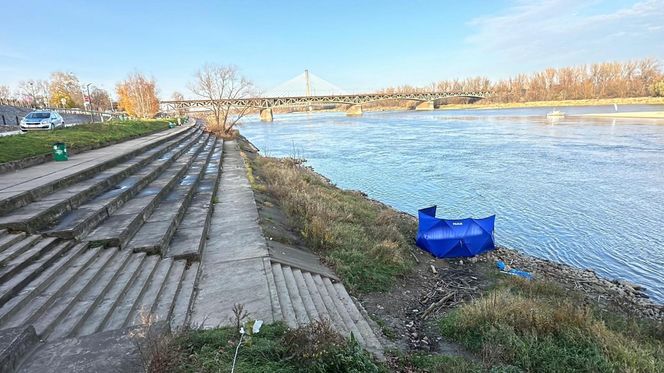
[52,142,68,161]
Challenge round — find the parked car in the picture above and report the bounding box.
[20,110,65,131]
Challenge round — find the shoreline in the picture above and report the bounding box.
[238,134,663,321]
[437,96,664,111]
[580,111,664,119]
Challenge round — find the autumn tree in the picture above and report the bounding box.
[189,64,256,134]
[653,80,664,97]
[116,72,159,118]
[379,58,663,103]
[17,79,49,107]
[49,71,83,108]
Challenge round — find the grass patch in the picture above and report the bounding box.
[388,351,485,372]
[247,155,416,293]
[370,315,398,341]
[170,321,383,373]
[0,119,171,164]
[439,277,664,372]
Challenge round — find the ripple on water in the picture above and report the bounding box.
[239,106,664,302]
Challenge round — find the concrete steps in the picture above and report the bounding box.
[44,130,204,240]
[270,262,383,355]
[0,326,39,373]
[85,133,212,248]
[126,136,217,255]
[0,235,72,308]
[0,240,199,342]
[164,140,223,260]
[0,125,197,218]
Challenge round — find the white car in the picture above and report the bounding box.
[20,110,65,131]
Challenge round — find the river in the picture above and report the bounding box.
[238,104,664,302]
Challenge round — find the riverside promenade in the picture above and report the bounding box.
[0,127,382,371]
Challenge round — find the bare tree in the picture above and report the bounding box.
[17,79,49,107]
[171,91,187,117]
[89,86,112,111]
[189,64,256,135]
[0,85,11,100]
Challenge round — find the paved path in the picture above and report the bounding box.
[190,140,275,327]
[0,125,191,202]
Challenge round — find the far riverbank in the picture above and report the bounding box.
[581,111,664,119]
[438,96,664,110]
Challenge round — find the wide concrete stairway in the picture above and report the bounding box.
[0,130,384,371]
[0,123,226,372]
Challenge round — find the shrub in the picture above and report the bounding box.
[284,321,382,373]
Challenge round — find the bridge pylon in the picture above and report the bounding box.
[346,104,363,116]
[415,101,435,111]
[260,108,274,122]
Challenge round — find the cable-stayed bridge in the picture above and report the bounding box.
[161,70,492,121]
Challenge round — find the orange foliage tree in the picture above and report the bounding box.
[116,72,159,118]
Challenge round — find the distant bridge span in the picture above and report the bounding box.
[161,91,492,121]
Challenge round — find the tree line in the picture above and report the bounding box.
[380,59,664,101]
[0,71,160,118]
[0,65,256,134]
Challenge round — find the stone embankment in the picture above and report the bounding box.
[486,247,664,321]
[0,122,383,371]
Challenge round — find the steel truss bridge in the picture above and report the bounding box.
[160,91,492,112]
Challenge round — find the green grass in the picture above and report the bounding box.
[388,352,486,372]
[247,155,416,294]
[439,278,664,372]
[0,119,171,164]
[169,322,383,373]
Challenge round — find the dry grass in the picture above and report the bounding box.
[440,278,664,372]
[248,155,416,293]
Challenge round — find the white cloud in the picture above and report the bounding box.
[463,0,664,72]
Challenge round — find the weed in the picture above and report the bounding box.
[172,321,383,372]
[370,315,398,341]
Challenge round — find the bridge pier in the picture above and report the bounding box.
[259,108,273,122]
[415,101,435,111]
[346,104,363,116]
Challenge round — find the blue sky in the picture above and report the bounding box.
[1,0,663,98]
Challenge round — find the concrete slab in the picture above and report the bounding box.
[192,257,274,327]
[190,140,275,327]
[16,325,150,373]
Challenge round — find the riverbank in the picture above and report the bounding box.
[236,135,663,371]
[438,96,664,110]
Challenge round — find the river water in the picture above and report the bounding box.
[239,105,664,302]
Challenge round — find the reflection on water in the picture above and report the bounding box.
[239,105,664,302]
